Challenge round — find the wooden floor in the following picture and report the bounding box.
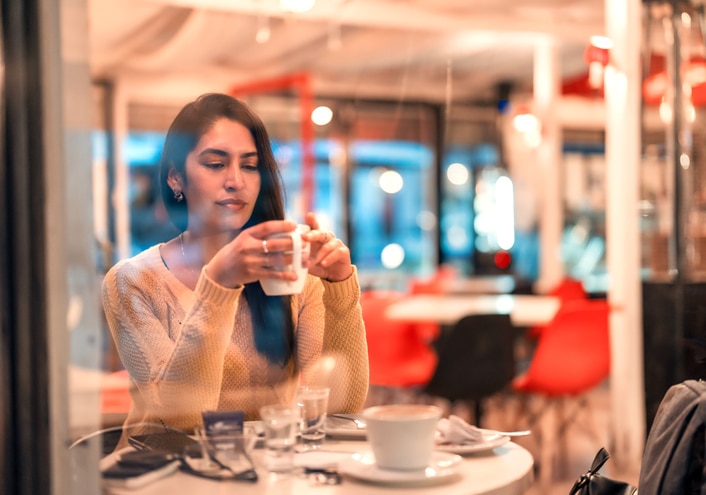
[508,383,642,494]
[364,381,642,495]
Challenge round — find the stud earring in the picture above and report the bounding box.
[174,190,184,202]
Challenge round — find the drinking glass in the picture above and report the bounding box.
[296,386,330,448]
[205,425,257,474]
[259,404,300,477]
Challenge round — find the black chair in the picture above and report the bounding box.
[423,313,517,427]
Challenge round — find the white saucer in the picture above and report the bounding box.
[339,451,462,486]
[435,434,511,454]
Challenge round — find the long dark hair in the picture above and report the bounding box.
[159,93,294,366]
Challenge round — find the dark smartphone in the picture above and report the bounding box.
[127,431,197,455]
[102,457,181,489]
[103,463,156,479]
[117,449,180,468]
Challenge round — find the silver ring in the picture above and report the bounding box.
[264,252,270,268]
[262,239,269,254]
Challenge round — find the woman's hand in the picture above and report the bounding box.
[303,212,354,282]
[204,220,298,288]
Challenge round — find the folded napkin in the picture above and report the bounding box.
[435,415,485,445]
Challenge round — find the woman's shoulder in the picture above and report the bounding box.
[104,244,167,286]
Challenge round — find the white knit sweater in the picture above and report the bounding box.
[101,244,369,443]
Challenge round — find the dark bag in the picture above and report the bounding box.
[638,379,706,494]
[569,447,638,495]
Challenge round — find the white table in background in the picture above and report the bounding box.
[384,294,560,328]
[436,276,517,295]
[101,437,534,495]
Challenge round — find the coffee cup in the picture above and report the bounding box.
[259,224,311,296]
[362,404,442,471]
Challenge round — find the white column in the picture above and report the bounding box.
[533,38,564,294]
[604,0,645,469]
[112,81,132,261]
[50,0,103,493]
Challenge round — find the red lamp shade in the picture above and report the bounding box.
[643,57,706,105]
[559,37,612,97]
[584,44,610,67]
[584,42,610,90]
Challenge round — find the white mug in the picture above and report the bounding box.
[362,404,442,470]
[259,224,311,296]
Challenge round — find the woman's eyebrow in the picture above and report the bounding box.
[197,149,258,159]
[198,148,228,158]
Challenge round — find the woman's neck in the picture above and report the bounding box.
[182,230,237,264]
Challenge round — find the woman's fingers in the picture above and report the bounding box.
[315,240,348,267]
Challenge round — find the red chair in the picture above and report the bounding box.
[549,277,588,302]
[527,277,588,339]
[361,291,438,405]
[512,299,611,487]
[408,274,450,342]
[101,369,132,427]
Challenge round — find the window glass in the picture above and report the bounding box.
[561,138,608,293]
[107,98,439,292]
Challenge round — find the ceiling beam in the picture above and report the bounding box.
[145,0,604,42]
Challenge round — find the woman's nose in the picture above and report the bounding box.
[224,166,244,190]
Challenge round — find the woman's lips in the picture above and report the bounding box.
[217,199,246,210]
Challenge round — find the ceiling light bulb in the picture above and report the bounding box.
[589,35,613,50]
[256,15,270,43]
[280,0,316,13]
[311,106,333,126]
[256,27,271,43]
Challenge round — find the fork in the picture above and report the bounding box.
[481,428,531,438]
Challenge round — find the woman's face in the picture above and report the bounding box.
[179,117,262,235]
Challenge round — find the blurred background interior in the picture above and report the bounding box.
[5,0,706,493]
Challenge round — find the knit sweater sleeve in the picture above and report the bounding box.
[101,252,242,432]
[296,267,369,413]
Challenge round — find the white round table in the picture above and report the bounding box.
[101,437,534,495]
[384,294,560,328]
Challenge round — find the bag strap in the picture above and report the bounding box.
[589,447,611,473]
[569,447,611,494]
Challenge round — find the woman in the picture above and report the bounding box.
[102,93,369,440]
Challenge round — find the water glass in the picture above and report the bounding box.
[206,425,257,474]
[259,404,300,477]
[296,386,330,448]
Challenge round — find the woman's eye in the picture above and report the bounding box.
[205,162,224,169]
[241,163,259,172]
